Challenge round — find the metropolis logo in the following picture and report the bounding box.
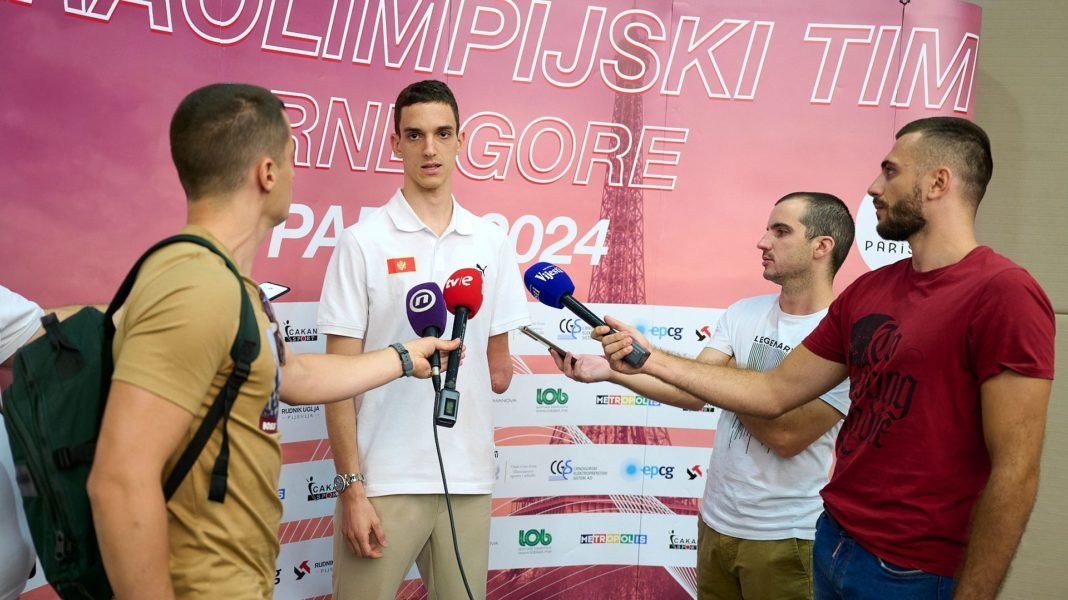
[408,289,437,313]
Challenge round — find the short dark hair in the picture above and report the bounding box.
[169,83,289,200]
[776,192,855,276]
[393,79,460,134]
[896,116,993,205]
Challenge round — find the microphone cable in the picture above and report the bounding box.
[430,382,475,600]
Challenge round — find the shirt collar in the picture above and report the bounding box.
[384,189,474,236]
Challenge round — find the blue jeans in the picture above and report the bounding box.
[813,511,955,599]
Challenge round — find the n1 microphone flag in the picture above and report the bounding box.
[406,282,447,383]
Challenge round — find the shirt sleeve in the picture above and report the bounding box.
[705,302,736,357]
[487,233,531,336]
[317,228,370,339]
[968,268,1055,383]
[111,255,239,416]
[802,291,849,365]
[0,285,44,363]
[818,377,851,416]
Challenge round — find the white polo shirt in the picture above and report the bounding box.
[318,190,530,496]
[1,286,43,600]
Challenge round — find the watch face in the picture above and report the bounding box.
[333,474,346,493]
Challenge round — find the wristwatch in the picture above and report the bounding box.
[390,342,413,377]
[333,472,365,494]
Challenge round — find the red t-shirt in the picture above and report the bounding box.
[803,246,1054,576]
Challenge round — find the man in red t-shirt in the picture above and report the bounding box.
[595,117,1055,600]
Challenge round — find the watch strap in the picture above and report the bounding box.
[336,472,365,493]
[390,342,414,377]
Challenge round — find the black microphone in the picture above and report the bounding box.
[524,262,650,368]
[436,268,484,427]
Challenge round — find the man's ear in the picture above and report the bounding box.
[255,156,276,192]
[927,165,952,201]
[813,235,835,262]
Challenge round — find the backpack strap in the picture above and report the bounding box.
[107,234,261,503]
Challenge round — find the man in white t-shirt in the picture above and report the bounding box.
[552,193,854,599]
[317,80,530,600]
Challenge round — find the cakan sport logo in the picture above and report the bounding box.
[306,476,337,501]
[839,314,917,456]
[283,320,318,343]
[668,529,697,551]
[686,464,704,480]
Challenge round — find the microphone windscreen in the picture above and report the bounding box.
[406,282,447,336]
[523,262,574,309]
[443,268,484,318]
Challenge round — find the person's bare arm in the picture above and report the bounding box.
[550,348,729,411]
[600,316,847,418]
[322,335,387,559]
[736,400,844,458]
[953,371,1052,599]
[87,382,193,600]
[487,332,513,394]
[279,336,457,405]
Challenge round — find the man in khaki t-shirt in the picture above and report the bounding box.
[111,225,281,597]
[87,83,458,600]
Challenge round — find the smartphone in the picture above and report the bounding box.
[520,326,569,357]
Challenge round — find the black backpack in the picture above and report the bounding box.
[1,234,261,599]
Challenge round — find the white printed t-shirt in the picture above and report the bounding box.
[701,294,850,540]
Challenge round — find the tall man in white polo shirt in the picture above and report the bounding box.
[317,80,530,600]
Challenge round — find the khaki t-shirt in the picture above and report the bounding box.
[112,225,281,599]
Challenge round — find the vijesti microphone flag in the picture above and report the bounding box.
[524,262,649,368]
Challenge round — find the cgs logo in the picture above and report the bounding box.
[519,529,553,547]
[408,288,437,313]
[549,459,573,481]
[558,318,589,340]
[537,388,568,405]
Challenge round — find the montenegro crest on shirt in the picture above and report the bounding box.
[387,257,416,274]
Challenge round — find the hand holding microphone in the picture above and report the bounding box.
[523,262,650,368]
[436,268,484,427]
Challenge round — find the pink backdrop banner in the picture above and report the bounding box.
[2,1,981,598]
